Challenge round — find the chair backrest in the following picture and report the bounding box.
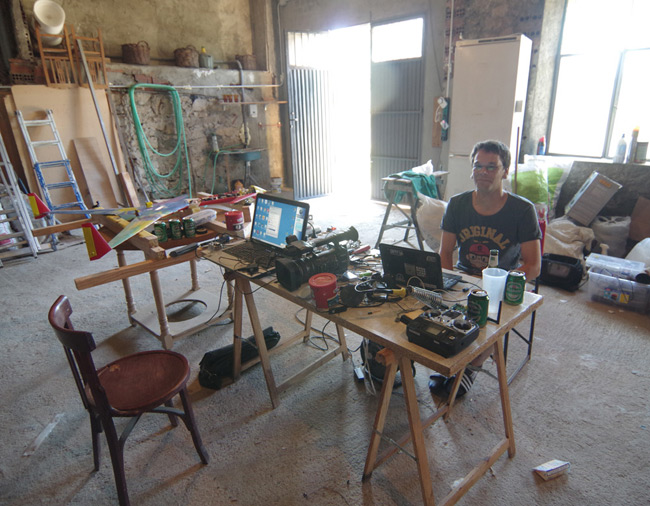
[48,295,108,413]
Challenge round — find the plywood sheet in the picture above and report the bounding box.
[73,137,119,207]
[10,85,126,221]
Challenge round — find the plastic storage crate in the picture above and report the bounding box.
[588,271,650,313]
[586,253,646,280]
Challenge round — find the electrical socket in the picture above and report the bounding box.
[249,104,258,118]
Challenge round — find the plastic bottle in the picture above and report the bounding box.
[199,47,213,69]
[536,136,546,155]
[625,127,640,163]
[613,134,627,163]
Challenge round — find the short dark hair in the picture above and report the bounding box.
[470,140,511,171]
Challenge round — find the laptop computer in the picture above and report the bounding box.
[221,193,310,269]
[379,243,462,291]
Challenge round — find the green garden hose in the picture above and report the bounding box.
[128,84,192,199]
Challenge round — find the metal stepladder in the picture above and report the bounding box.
[16,109,89,247]
[0,132,40,266]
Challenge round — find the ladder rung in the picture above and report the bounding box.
[44,182,76,190]
[52,203,87,210]
[31,140,59,147]
[0,215,18,222]
[22,119,54,126]
[35,160,70,168]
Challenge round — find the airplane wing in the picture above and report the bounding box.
[107,195,189,249]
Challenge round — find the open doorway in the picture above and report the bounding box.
[286,17,424,202]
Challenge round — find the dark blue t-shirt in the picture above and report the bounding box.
[441,191,541,275]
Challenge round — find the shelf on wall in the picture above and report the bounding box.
[220,100,287,105]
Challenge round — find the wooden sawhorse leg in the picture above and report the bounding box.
[363,341,516,506]
[235,276,280,407]
[363,349,435,505]
[228,276,350,409]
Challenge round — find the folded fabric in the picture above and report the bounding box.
[384,170,438,203]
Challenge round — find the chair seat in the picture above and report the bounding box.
[98,351,190,413]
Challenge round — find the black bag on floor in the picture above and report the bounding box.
[360,338,415,385]
[540,253,584,291]
[199,327,281,390]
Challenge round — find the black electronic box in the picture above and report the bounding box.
[403,310,480,358]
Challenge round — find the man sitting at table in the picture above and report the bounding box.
[430,139,542,398]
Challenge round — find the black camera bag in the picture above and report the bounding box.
[540,253,584,291]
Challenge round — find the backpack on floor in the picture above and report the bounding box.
[199,327,281,390]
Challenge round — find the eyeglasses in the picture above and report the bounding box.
[472,163,503,173]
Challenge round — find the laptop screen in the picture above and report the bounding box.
[379,243,445,290]
[250,193,309,249]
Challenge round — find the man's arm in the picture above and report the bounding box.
[519,239,542,280]
[439,230,457,271]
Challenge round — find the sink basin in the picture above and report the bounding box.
[226,148,263,161]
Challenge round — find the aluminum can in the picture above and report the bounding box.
[467,289,489,327]
[169,219,183,240]
[182,217,196,238]
[504,270,526,305]
[153,222,167,242]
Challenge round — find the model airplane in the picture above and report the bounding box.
[28,191,258,261]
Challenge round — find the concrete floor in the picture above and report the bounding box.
[1,195,649,505]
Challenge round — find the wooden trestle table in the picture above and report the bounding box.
[202,247,543,505]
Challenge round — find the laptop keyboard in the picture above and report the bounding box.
[225,242,275,268]
[442,272,462,290]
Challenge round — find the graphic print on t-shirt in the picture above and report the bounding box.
[458,225,511,271]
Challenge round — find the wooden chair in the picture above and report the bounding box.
[48,295,209,506]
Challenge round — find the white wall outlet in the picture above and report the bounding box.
[249,104,258,118]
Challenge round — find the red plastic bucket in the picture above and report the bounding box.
[308,273,338,310]
[225,211,244,231]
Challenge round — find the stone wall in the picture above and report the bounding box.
[107,63,284,199]
[22,0,255,65]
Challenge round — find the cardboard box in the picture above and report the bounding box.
[564,171,622,226]
[533,459,570,481]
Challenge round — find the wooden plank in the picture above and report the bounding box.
[72,137,119,208]
[117,171,139,207]
[2,93,37,196]
[31,218,89,236]
[74,251,196,290]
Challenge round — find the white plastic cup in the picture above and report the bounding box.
[482,268,508,313]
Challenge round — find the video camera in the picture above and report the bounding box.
[275,227,359,291]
